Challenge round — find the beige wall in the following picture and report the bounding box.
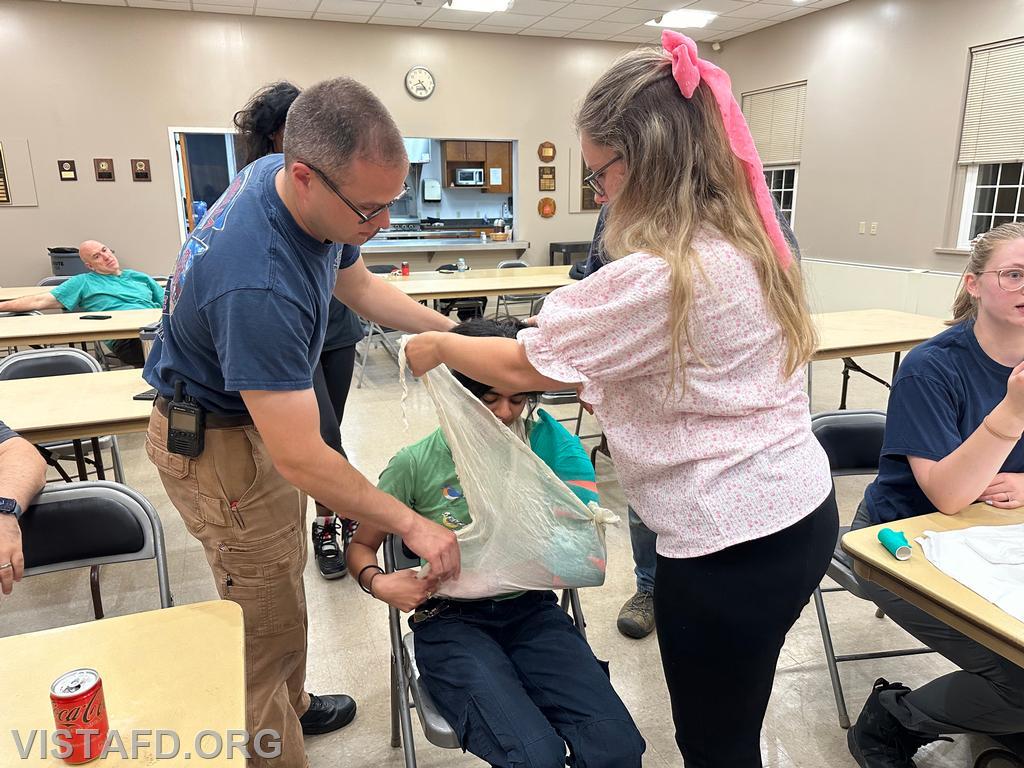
[709,0,1024,272]
[0,0,633,285]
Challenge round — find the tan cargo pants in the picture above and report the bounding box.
[146,407,311,767]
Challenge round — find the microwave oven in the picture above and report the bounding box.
[455,168,484,186]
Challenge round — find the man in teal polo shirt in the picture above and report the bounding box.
[0,240,163,365]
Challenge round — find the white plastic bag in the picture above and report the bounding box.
[399,336,618,599]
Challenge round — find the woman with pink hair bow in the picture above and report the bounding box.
[405,32,837,766]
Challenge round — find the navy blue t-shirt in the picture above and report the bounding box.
[863,320,1024,524]
[0,420,16,445]
[143,154,360,414]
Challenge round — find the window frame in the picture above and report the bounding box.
[763,164,799,229]
[957,162,1024,248]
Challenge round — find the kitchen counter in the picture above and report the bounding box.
[361,239,529,255]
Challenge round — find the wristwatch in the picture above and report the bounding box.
[0,497,23,521]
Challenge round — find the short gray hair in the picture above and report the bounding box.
[283,76,406,175]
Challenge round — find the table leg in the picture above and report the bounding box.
[806,362,814,410]
[90,437,106,481]
[891,351,902,381]
[72,439,89,481]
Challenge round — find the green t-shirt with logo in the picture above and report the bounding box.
[51,269,164,312]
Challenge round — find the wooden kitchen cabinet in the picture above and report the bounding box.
[465,141,487,161]
[442,141,467,163]
[485,141,512,194]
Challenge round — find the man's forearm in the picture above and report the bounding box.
[0,438,47,509]
[346,277,455,332]
[0,293,58,313]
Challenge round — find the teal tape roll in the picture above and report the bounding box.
[878,528,912,561]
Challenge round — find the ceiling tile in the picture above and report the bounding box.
[127,0,190,8]
[427,5,492,21]
[629,0,698,12]
[256,7,315,16]
[581,0,636,7]
[528,15,586,29]
[476,11,542,25]
[727,2,787,18]
[473,23,521,32]
[368,15,424,23]
[256,0,318,8]
[62,0,127,5]
[771,6,813,20]
[421,18,475,27]
[520,27,568,35]
[600,6,657,22]
[703,14,753,30]
[810,0,850,6]
[313,11,373,20]
[576,19,636,33]
[318,0,381,14]
[506,0,566,15]
[565,30,613,39]
[683,0,748,11]
[552,3,612,19]
[375,2,435,18]
[193,3,255,12]
[375,0,447,6]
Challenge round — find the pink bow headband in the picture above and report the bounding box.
[662,30,793,270]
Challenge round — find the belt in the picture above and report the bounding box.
[155,396,254,428]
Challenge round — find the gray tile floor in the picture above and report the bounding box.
[0,349,999,766]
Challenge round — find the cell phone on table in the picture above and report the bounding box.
[79,314,112,320]
[133,388,158,401]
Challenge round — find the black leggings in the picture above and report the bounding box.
[654,488,838,767]
[312,345,357,515]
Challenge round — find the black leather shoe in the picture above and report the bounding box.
[299,693,357,736]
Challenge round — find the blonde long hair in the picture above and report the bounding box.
[949,222,1024,325]
[575,46,816,392]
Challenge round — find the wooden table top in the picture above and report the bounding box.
[0,285,52,301]
[842,504,1024,667]
[812,309,948,361]
[0,309,161,347]
[0,369,154,443]
[0,601,244,766]
[384,265,574,301]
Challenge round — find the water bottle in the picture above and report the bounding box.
[456,258,468,272]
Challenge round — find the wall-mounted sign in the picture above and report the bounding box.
[132,159,152,182]
[0,143,10,204]
[537,142,556,163]
[94,158,115,182]
[538,197,556,218]
[58,160,77,181]
[538,166,556,192]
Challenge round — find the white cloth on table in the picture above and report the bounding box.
[916,523,1024,622]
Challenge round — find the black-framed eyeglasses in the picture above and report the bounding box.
[302,161,409,223]
[583,155,622,197]
[976,268,1024,292]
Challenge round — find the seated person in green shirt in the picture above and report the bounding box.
[0,240,164,366]
[347,318,645,768]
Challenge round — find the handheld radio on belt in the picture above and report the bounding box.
[167,381,205,457]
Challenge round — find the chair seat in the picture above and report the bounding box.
[21,496,145,569]
[826,525,871,599]
[402,633,461,749]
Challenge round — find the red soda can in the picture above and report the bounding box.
[50,668,108,764]
[401,261,410,276]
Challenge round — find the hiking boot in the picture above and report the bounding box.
[616,590,655,639]
[848,678,950,768]
[311,518,346,580]
[299,693,357,735]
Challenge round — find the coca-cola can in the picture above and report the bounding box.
[50,668,108,764]
[401,261,410,276]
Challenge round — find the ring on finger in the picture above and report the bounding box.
[0,563,12,570]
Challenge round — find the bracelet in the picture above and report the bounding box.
[983,416,1021,441]
[357,565,384,595]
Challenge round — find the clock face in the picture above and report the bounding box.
[405,66,435,100]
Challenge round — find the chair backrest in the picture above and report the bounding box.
[37,276,71,287]
[436,264,458,272]
[21,480,172,609]
[0,347,101,380]
[810,409,886,477]
[497,259,527,269]
[368,264,398,275]
[384,533,424,574]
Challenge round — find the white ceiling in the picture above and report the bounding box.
[45,0,850,43]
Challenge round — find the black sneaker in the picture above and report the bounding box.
[311,518,347,580]
[847,678,949,768]
[299,693,357,736]
[339,518,359,555]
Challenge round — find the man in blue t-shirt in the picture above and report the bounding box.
[142,77,459,767]
[0,240,164,366]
